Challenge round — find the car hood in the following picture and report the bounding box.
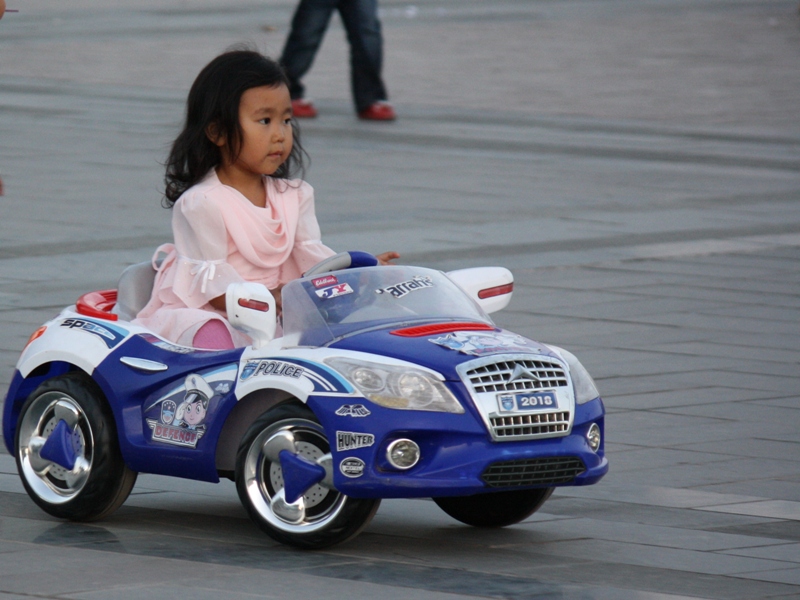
[329,326,558,380]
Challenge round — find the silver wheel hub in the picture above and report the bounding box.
[243,419,345,532]
[18,392,93,504]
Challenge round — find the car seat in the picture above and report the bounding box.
[113,260,158,321]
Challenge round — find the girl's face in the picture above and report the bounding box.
[219,84,294,181]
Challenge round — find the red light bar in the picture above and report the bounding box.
[478,283,513,299]
[238,298,270,312]
[391,322,495,337]
[76,289,119,321]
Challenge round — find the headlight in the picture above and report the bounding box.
[326,358,464,413]
[545,346,600,404]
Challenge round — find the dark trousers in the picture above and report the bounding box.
[279,0,388,112]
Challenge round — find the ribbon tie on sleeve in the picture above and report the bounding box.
[180,255,227,295]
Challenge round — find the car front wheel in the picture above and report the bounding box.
[236,403,380,549]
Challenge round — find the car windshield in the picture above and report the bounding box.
[281,266,492,347]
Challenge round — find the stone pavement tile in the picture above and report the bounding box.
[0,541,32,556]
[607,417,744,449]
[552,329,711,353]
[123,488,247,520]
[608,385,774,410]
[602,369,796,396]
[722,542,800,562]
[757,396,800,410]
[706,329,798,352]
[532,537,795,576]
[659,399,800,426]
[697,500,800,521]
[508,286,640,310]
[540,559,800,600]
[0,473,24,495]
[555,481,764,509]
[59,571,550,600]
[544,497,780,532]
[535,296,737,321]
[719,360,799,379]
[626,311,800,338]
[65,585,281,600]
[647,340,797,363]
[695,480,800,505]
[0,543,218,597]
[732,567,800,586]
[532,516,796,553]
[618,457,798,490]
[675,438,800,461]
[612,282,800,310]
[611,266,800,298]
[608,447,732,474]
[703,303,800,325]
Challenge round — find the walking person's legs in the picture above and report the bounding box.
[338,0,394,119]
[279,0,338,116]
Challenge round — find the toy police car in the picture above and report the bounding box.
[3,251,607,548]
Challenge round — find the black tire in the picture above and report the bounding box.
[235,403,380,549]
[15,373,137,521]
[433,487,554,527]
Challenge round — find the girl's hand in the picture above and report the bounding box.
[376,251,400,265]
[270,284,284,317]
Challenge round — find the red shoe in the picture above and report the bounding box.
[291,99,317,119]
[358,101,396,121]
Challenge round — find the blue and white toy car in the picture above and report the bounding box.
[3,251,607,548]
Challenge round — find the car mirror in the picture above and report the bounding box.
[226,282,277,349]
[445,267,513,314]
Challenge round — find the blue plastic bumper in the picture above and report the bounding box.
[310,395,607,499]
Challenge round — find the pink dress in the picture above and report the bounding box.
[133,170,336,347]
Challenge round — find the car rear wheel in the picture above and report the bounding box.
[433,487,554,527]
[15,373,137,521]
[235,403,380,549]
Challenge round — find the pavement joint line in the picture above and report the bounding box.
[2,226,800,264]
[305,127,800,173]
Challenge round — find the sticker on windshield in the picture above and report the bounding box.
[312,275,338,288]
[375,275,433,299]
[316,282,354,299]
[429,331,542,356]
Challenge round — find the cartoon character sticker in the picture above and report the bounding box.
[175,374,213,430]
[145,367,236,449]
[429,331,542,357]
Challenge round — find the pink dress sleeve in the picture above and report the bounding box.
[279,181,336,280]
[170,189,244,307]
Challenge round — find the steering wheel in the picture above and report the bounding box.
[303,251,378,277]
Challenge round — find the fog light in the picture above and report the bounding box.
[386,439,420,470]
[587,423,601,452]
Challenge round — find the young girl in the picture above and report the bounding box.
[134,49,398,349]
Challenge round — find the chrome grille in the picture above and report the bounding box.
[482,457,586,487]
[490,411,570,438]
[464,358,567,393]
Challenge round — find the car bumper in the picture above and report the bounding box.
[310,396,607,499]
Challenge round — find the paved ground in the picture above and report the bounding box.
[1,0,799,598]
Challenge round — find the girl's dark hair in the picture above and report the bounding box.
[164,48,306,205]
